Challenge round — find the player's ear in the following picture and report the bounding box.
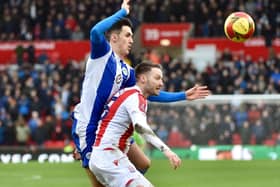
[111,33,118,43]
[139,74,146,83]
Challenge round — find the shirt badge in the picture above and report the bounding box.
[116,74,122,84]
[122,67,128,76]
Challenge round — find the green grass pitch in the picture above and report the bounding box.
[1,160,280,187]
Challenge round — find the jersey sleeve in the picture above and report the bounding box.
[125,93,170,152]
[125,93,147,127]
[148,90,186,102]
[90,9,127,59]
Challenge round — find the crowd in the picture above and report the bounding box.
[1,48,280,147]
[148,102,280,146]
[0,0,279,41]
[0,0,280,147]
[149,50,280,95]
[0,60,80,146]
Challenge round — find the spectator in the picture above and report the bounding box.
[51,123,65,141]
[33,119,48,146]
[240,120,251,145]
[15,115,30,146]
[251,119,266,144]
[232,104,248,130]
[43,21,54,39]
[65,13,77,32]
[71,25,85,40]
[247,105,261,124]
[15,45,24,66]
[156,125,169,143]
[26,45,36,65]
[218,115,235,144]
[197,117,211,145]
[4,117,16,145]
[0,120,5,145]
[28,110,41,139]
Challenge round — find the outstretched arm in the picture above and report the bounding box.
[148,91,186,102]
[90,0,130,58]
[135,122,181,169]
[148,85,210,102]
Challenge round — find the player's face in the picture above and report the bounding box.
[115,26,133,57]
[145,68,163,96]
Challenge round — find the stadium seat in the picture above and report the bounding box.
[232,133,242,145]
[208,139,217,146]
[44,140,65,149]
[167,131,191,148]
[272,132,278,141]
[250,135,256,145]
[263,139,276,146]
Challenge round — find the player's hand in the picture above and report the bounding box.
[72,148,81,160]
[121,0,130,15]
[186,84,210,101]
[164,149,181,170]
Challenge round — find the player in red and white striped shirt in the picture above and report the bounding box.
[89,62,181,187]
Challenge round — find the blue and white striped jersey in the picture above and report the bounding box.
[73,49,135,127]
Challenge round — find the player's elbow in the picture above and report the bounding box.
[90,27,98,39]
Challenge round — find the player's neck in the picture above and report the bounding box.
[114,52,125,61]
[111,44,125,60]
[136,84,148,98]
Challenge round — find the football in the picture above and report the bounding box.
[224,12,255,42]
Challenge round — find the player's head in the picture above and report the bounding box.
[106,18,133,58]
[135,62,163,97]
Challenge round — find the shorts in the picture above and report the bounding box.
[71,117,135,168]
[89,147,152,187]
[71,118,96,168]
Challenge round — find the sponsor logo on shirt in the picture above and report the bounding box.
[116,74,122,84]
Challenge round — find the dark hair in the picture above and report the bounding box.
[135,61,162,79]
[105,18,133,40]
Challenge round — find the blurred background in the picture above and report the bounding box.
[1,0,280,163]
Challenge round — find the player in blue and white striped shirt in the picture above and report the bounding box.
[71,0,210,186]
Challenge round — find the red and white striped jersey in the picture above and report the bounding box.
[94,86,147,153]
